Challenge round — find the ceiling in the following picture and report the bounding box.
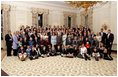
[26,1,74,9]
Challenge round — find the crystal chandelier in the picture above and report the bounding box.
[65,1,108,11]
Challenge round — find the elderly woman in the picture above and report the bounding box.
[13,32,18,56]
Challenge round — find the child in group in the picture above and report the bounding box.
[61,46,68,57]
[56,45,62,55]
[50,46,57,56]
[41,46,49,58]
[73,46,78,57]
[99,42,105,58]
[92,47,100,61]
[26,45,31,56]
[67,45,74,58]
[35,44,41,57]
[29,46,38,60]
[85,42,91,55]
[18,46,27,61]
[77,43,91,61]
[103,48,113,60]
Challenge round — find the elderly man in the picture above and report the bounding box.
[5,30,13,56]
[56,33,62,46]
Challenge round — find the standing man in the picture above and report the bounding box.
[5,30,13,56]
[106,29,114,57]
[99,28,106,46]
[56,33,62,47]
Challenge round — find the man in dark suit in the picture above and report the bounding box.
[99,28,106,46]
[106,29,114,57]
[56,33,62,46]
[5,30,13,56]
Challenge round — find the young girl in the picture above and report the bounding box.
[103,48,113,60]
[29,46,38,60]
[18,46,27,61]
[92,47,100,61]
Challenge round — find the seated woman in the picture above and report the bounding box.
[92,47,100,61]
[35,44,41,57]
[103,48,113,60]
[29,46,38,60]
[26,45,31,56]
[41,46,49,58]
[61,46,68,57]
[50,46,57,56]
[18,46,27,61]
[77,43,91,61]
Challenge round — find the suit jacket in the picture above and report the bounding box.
[66,39,72,45]
[99,32,106,44]
[56,36,62,45]
[106,33,114,44]
[91,40,99,48]
[5,34,13,46]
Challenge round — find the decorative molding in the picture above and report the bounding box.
[64,11,77,27]
[80,8,93,29]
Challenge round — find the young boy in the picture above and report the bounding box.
[61,46,68,57]
[26,45,31,56]
[50,46,57,56]
[92,47,100,61]
[41,46,49,58]
[56,45,62,55]
[18,46,27,61]
[67,45,74,58]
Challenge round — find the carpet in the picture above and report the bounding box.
[1,54,117,76]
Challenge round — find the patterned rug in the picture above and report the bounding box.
[1,54,117,76]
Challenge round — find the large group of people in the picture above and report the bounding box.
[5,24,114,61]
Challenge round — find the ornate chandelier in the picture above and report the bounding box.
[65,1,108,11]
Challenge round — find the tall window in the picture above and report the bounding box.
[85,15,88,25]
[38,14,43,27]
[1,10,3,40]
[68,16,71,28]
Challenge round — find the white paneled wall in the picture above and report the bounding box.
[1,1,117,50]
